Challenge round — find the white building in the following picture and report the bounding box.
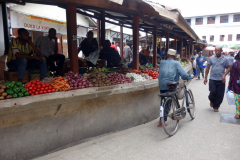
[184,12,240,48]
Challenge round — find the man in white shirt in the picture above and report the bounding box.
[116,43,120,54]
[35,28,65,76]
[123,43,132,62]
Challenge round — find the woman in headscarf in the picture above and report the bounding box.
[228,51,240,119]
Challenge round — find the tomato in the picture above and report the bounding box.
[42,84,46,88]
[40,88,44,91]
[35,91,39,95]
[48,90,52,93]
[36,82,41,85]
[43,90,47,94]
[31,94,35,96]
[31,84,35,87]
[32,90,36,93]
[33,81,37,84]
[48,86,52,90]
[29,87,33,90]
[37,85,41,88]
[36,79,40,82]
[37,89,40,91]
[39,91,43,94]
[52,89,56,92]
[33,87,37,90]
[45,87,49,90]
[29,91,32,94]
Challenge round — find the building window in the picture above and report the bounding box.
[210,35,214,42]
[220,35,225,41]
[185,19,191,26]
[237,34,240,41]
[220,15,228,23]
[228,34,232,41]
[207,17,215,24]
[195,18,203,25]
[233,14,240,22]
[202,36,206,40]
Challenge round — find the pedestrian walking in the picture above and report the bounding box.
[228,51,240,119]
[196,51,206,79]
[191,50,198,78]
[204,46,231,112]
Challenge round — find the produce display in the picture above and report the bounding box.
[139,66,148,73]
[92,67,110,72]
[147,67,159,73]
[64,72,93,90]
[25,80,55,95]
[143,70,159,79]
[131,70,142,75]
[107,73,132,85]
[179,58,190,67]
[0,83,12,100]
[141,73,153,80]
[126,73,147,82]
[87,71,113,87]
[118,68,131,75]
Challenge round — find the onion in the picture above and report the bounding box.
[74,87,78,90]
[78,86,82,89]
[74,83,78,87]
[83,82,86,85]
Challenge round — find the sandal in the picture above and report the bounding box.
[234,114,240,119]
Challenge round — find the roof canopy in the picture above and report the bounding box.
[2,0,200,41]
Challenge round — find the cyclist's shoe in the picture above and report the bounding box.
[214,109,219,112]
[210,102,213,107]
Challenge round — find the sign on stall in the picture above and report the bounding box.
[24,23,50,31]
[25,15,66,25]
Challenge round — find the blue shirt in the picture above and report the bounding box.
[160,49,164,56]
[207,55,229,80]
[228,56,234,65]
[196,56,206,68]
[158,58,192,90]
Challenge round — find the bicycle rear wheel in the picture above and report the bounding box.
[160,97,179,136]
[186,89,195,119]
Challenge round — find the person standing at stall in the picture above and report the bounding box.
[110,42,117,51]
[196,51,206,79]
[204,46,231,112]
[7,28,46,82]
[116,43,120,54]
[123,43,132,62]
[102,40,121,67]
[35,28,65,76]
[78,31,98,67]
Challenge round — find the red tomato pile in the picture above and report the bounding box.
[24,79,56,96]
[143,70,159,79]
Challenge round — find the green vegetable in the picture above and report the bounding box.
[130,76,134,81]
[11,81,16,84]
[4,82,10,86]
[12,93,18,98]
[17,92,24,97]
[24,92,30,96]
[16,82,22,86]
[6,89,14,95]
[13,87,20,93]
[6,83,12,89]
[9,83,15,88]
[21,88,27,93]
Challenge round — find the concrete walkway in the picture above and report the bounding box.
[35,77,240,160]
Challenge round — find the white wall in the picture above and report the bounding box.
[186,14,240,47]
[0,4,5,56]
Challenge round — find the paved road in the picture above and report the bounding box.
[35,77,240,160]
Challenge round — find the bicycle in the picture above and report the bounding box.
[159,80,195,136]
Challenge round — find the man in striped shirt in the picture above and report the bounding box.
[7,28,47,82]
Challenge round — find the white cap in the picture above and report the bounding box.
[168,49,176,56]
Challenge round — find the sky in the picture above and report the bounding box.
[150,0,240,17]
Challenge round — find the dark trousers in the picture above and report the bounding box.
[209,79,225,109]
[160,90,171,121]
[45,54,65,74]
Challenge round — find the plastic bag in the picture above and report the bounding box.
[203,61,207,68]
[226,89,235,105]
[85,47,103,65]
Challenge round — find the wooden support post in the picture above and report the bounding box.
[174,35,177,50]
[100,10,105,49]
[1,2,9,54]
[145,32,148,48]
[192,42,194,56]
[66,3,78,73]
[132,16,139,70]
[153,25,157,67]
[188,41,191,58]
[165,31,169,57]
[185,43,188,58]
[97,19,100,46]
[180,37,183,57]
[120,26,123,57]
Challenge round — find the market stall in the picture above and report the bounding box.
[0,0,199,160]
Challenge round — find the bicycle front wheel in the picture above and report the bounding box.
[160,97,179,136]
[186,89,196,119]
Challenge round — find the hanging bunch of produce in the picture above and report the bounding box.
[126,73,147,82]
[87,71,113,87]
[107,73,132,85]
[63,71,93,90]
[25,80,55,95]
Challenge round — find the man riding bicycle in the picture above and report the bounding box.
[158,49,193,127]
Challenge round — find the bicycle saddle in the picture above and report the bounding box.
[166,82,179,86]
